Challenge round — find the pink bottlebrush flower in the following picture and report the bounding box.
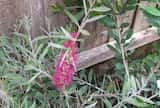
[52,32,79,91]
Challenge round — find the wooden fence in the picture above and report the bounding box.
[0,0,159,72]
[0,0,67,36]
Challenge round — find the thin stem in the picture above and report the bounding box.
[77,0,97,36]
[116,15,130,77]
[74,77,106,93]
[93,93,119,98]
[64,91,70,108]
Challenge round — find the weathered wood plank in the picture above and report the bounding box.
[78,27,159,70]
[0,0,16,35]
[43,0,68,29]
[80,23,109,50]
[16,0,46,37]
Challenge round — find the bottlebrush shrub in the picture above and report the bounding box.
[1,32,160,108]
[1,0,160,108]
[51,0,160,107]
[0,29,79,107]
[52,32,79,91]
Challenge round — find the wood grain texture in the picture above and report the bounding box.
[0,0,46,36]
[78,27,159,70]
[80,23,109,50]
[0,0,16,35]
[43,0,68,29]
[16,0,46,37]
[0,0,68,37]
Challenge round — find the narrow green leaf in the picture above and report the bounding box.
[122,76,137,97]
[35,44,44,58]
[107,44,121,55]
[136,96,155,105]
[27,72,41,84]
[91,6,111,12]
[61,27,72,39]
[86,15,106,23]
[85,102,97,108]
[75,11,84,21]
[88,71,93,82]
[102,98,112,108]
[83,0,87,16]
[125,97,150,107]
[51,3,64,13]
[120,22,129,28]
[142,9,160,27]
[48,42,66,49]
[141,6,160,16]
[80,29,90,36]
[100,16,116,28]
[122,78,130,96]
[123,29,133,40]
[38,45,49,61]
[108,30,119,43]
[130,75,137,91]
[32,35,70,43]
[64,10,79,26]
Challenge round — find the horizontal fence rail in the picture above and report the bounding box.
[78,27,159,70]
